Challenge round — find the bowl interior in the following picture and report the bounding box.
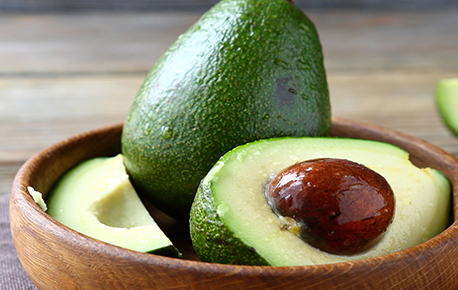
[9,117,458,289]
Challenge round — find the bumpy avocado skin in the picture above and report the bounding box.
[190,180,270,266]
[121,0,331,219]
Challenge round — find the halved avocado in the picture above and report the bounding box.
[46,154,180,257]
[436,78,458,137]
[189,137,451,266]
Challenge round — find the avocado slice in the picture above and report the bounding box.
[436,78,458,137]
[189,137,451,266]
[46,154,181,257]
[122,0,331,219]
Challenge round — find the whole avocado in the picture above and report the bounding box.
[121,0,331,219]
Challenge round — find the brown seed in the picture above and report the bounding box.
[265,158,395,255]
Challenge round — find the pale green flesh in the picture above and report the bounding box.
[205,137,451,266]
[46,154,176,254]
[436,78,458,136]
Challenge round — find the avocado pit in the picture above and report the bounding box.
[265,158,395,255]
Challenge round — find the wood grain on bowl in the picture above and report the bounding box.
[10,118,458,289]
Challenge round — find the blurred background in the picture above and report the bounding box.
[2,0,458,11]
[1,0,458,196]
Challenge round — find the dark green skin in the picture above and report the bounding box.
[148,245,182,258]
[190,179,269,265]
[122,0,331,219]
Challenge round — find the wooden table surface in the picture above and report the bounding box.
[2,8,458,196]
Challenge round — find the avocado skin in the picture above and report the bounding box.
[148,245,182,258]
[189,179,270,266]
[122,0,331,219]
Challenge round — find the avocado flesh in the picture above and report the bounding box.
[46,154,180,256]
[189,137,451,266]
[122,0,331,219]
[436,78,458,137]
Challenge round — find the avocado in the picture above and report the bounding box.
[189,137,451,266]
[121,0,331,219]
[436,78,458,137]
[46,154,181,257]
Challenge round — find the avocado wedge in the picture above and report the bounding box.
[436,78,458,137]
[46,154,181,257]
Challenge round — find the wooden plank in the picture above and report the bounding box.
[313,10,458,72]
[0,75,143,162]
[0,12,201,74]
[1,10,458,74]
[328,71,458,156]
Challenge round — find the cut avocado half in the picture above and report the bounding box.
[189,137,451,266]
[46,154,181,257]
[436,78,458,137]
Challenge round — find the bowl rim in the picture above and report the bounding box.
[9,117,458,276]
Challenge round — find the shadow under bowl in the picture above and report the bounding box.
[10,117,458,289]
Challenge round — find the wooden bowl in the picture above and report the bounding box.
[10,117,458,289]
